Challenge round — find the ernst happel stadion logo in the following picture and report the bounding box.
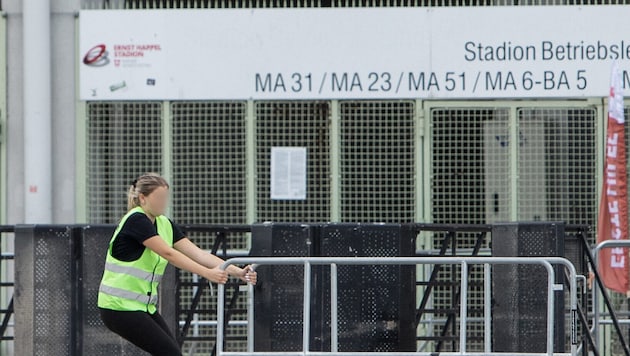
[83,44,110,67]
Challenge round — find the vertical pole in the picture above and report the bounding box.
[329,100,340,222]
[302,262,311,354]
[160,100,173,217]
[546,263,555,356]
[217,282,225,355]
[509,106,519,221]
[331,263,338,352]
[459,261,468,353]
[23,0,52,223]
[484,263,491,353]
[247,283,255,352]
[592,246,600,349]
[162,101,172,217]
[246,100,256,225]
[74,16,88,224]
[190,274,199,354]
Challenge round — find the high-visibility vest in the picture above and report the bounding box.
[97,206,173,313]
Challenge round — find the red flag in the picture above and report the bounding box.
[597,62,629,294]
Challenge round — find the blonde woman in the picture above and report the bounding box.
[98,173,257,356]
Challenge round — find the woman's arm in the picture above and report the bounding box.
[143,235,228,284]
[174,237,257,284]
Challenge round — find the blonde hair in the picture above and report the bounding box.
[127,173,170,211]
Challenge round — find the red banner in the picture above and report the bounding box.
[597,62,629,294]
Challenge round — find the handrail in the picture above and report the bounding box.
[217,256,579,356]
[590,239,630,355]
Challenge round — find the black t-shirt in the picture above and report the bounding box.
[111,212,186,262]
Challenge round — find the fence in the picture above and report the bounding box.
[217,256,579,356]
[590,240,630,355]
[0,222,595,355]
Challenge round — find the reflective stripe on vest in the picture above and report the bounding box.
[103,262,164,284]
[99,284,159,305]
[98,206,173,312]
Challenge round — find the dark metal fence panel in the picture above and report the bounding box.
[15,224,178,356]
[250,223,416,353]
[15,225,76,356]
[79,224,148,355]
[492,222,565,353]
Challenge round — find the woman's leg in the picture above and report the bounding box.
[100,308,182,356]
[150,311,178,340]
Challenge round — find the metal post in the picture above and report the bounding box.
[331,263,338,353]
[217,282,226,356]
[484,263,491,353]
[303,262,311,354]
[459,261,468,353]
[188,274,200,356]
[591,239,630,353]
[543,261,555,356]
[592,244,600,349]
[247,283,255,352]
[23,0,52,223]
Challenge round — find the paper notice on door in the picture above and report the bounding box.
[270,147,307,200]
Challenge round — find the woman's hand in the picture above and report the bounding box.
[205,266,228,284]
[239,265,257,285]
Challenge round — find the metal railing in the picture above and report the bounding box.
[410,224,492,351]
[176,222,499,352]
[217,256,579,356]
[0,222,502,354]
[590,240,630,355]
[176,224,252,349]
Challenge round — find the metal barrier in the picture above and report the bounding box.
[590,240,630,354]
[217,256,579,356]
[175,224,251,349]
[3,223,585,354]
[411,223,491,351]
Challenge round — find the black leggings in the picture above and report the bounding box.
[99,307,182,356]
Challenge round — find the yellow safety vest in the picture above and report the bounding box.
[97,206,173,313]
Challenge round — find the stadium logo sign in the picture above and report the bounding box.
[83,44,110,67]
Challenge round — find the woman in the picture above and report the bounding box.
[98,173,257,356]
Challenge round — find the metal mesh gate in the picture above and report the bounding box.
[87,102,163,224]
[170,102,250,354]
[517,108,597,224]
[84,99,603,353]
[255,101,331,222]
[430,107,508,351]
[429,104,598,351]
[339,101,416,223]
[171,101,248,227]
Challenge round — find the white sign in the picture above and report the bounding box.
[80,7,630,100]
[270,147,307,200]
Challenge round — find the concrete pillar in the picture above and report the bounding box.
[22,0,52,223]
